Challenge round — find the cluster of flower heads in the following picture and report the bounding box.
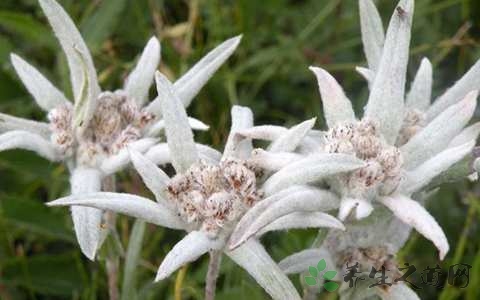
[49,91,155,166]
[324,119,403,197]
[0,0,241,260]
[166,158,262,237]
[3,0,480,300]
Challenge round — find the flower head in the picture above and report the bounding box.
[0,0,241,260]
[46,70,353,299]
[228,0,480,298]
[166,158,262,237]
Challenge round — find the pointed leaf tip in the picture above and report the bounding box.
[309,66,355,128]
[125,36,161,106]
[173,35,242,107]
[365,0,414,143]
[380,195,449,260]
[10,53,70,111]
[359,0,385,71]
[38,0,100,101]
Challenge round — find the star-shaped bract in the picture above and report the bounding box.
[48,72,353,299]
[0,0,241,260]
[228,4,478,299]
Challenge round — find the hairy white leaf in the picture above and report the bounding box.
[401,141,474,194]
[146,117,209,137]
[0,130,59,161]
[129,149,170,203]
[402,90,477,169]
[124,37,161,106]
[11,54,70,111]
[249,149,302,171]
[380,195,449,260]
[156,72,198,173]
[69,168,103,260]
[279,248,336,275]
[145,143,222,166]
[406,58,432,111]
[359,0,385,72]
[236,125,287,141]
[356,66,375,86]
[269,118,316,152]
[449,122,480,148]
[155,231,224,281]
[229,186,309,250]
[263,153,365,196]
[0,113,51,138]
[226,239,301,300]
[38,0,100,102]
[256,211,344,237]
[231,187,338,249]
[310,67,356,128]
[174,36,242,107]
[48,192,185,230]
[223,105,253,159]
[365,0,413,143]
[427,59,480,120]
[338,198,374,221]
[100,138,157,175]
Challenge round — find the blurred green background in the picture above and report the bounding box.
[0,0,480,299]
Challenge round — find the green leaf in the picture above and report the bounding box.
[1,253,85,296]
[0,11,56,48]
[317,259,326,272]
[0,195,73,242]
[0,35,13,63]
[304,276,317,286]
[308,266,318,277]
[323,270,337,281]
[80,0,128,53]
[323,281,339,292]
[121,220,146,300]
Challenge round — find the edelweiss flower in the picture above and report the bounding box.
[0,0,240,260]
[228,0,479,298]
[356,0,480,149]
[48,72,350,300]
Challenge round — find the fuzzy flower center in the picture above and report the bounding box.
[48,91,154,165]
[166,158,262,238]
[396,108,426,146]
[324,119,403,196]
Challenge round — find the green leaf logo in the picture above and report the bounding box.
[324,281,340,292]
[317,259,326,271]
[308,266,318,277]
[304,276,317,286]
[323,270,337,281]
[302,259,339,292]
